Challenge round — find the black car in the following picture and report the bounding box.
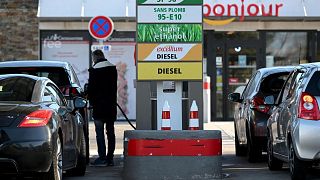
[228,66,294,162]
[0,74,87,179]
[0,60,90,163]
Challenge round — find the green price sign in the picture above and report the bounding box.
[137,24,202,43]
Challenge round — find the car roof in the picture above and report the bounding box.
[257,66,295,77]
[299,62,320,69]
[0,74,46,81]
[0,60,70,68]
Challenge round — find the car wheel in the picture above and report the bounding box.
[67,131,87,176]
[289,142,306,180]
[267,132,283,170]
[80,109,90,164]
[84,126,90,164]
[247,128,262,163]
[42,136,62,180]
[234,123,246,156]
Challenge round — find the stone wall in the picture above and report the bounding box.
[0,0,39,61]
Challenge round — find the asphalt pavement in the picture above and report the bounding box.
[63,121,320,180]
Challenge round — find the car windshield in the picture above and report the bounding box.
[0,67,70,87]
[0,77,36,102]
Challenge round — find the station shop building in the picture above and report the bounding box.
[37,0,320,121]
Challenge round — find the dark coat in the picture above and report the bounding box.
[88,60,118,121]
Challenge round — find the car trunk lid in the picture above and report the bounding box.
[0,103,32,127]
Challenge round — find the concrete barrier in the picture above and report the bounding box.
[123,130,222,180]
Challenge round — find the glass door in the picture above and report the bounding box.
[215,46,224,119]
[209,31,260,121]
[226,43,257,119]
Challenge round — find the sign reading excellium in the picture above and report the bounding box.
[136,0,203,81]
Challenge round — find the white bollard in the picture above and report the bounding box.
[161,100,171,130]
[203,76,211,123]
[189,100,199,130]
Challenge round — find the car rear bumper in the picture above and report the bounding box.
[293,119,320,161]
[0,140,53,174]
[0,127,54,174]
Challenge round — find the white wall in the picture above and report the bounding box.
[38,0,136,18]
[203,0,320,17]
[39,0,320,18]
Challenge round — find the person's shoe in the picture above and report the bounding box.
[107,159,114,166]
[90,157,107,167]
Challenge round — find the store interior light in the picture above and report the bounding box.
[234,47,242,52]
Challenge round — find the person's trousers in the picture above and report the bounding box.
[94,119,115,160]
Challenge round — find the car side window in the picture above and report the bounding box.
[42,87,56,102]
[52,85,68,107]
[70,66,81,87]
[242,72,260,98]
[242,72,259,98]
[43,84,67,106]
[275,72,292,104]
[280,71,302,102]
[287,71,304,98]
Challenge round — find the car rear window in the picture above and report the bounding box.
[0,67,70,87]
[306,71,320,96]
[260,72,290,95]
[0,77,35,102]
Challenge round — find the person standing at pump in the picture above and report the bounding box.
[88,49,117,166]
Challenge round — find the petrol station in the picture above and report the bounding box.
[118,0,221,179]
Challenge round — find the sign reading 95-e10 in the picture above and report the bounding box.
[137,6,202,23]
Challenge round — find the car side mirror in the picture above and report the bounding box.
[228,93,242,103]
[74,97,87,110]
[264,95,275,105]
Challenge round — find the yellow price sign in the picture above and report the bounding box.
[137,62,202,80]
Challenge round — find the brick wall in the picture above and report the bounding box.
[0,0,39,61]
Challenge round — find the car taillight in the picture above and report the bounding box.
[298,92,320,120]
[18,110,53,128]
[250,96,270,114]
[70,87,79,96]
[59,86,80,97]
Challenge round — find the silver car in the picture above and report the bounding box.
[228,66,293,162]
[267,63,320,180]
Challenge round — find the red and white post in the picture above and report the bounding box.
[189,100,199,130]
[161,100,171,130]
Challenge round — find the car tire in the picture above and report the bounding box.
[234,123,246,156]
[267,132,283,170]
[42,136,63,180]
[289,141,306,180]
[67,131,87,176]
[84,127,90,164]
[247,127,262,163]
[80,109,90,164]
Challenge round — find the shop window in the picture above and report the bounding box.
[226,32,259,40]
[213,32,259,41]
[266,32,307,66]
